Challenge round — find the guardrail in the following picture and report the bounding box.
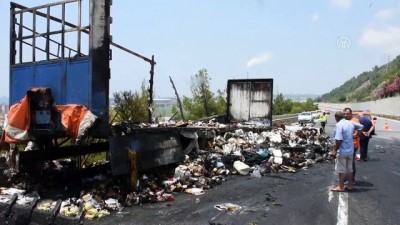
[371,113,400,121]
[272,113,298,120]
[272,114,298,126]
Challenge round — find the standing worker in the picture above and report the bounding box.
[331,111,363,192]
[320,111,328,133]
[359,112,374,161]
[343,107,361,184]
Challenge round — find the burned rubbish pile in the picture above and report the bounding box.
[200,126,331,175]
[124,125,334,205]
[0,125,333,222]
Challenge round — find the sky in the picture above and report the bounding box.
[1,0,400,100]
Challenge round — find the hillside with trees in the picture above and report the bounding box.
[318,55,400,103]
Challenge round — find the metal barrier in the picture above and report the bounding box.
[272,114,298,127]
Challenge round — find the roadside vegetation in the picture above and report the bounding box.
[176,69,226,120]
[273,94,318,115]
[111,69,321,121]
[111,81,150,123]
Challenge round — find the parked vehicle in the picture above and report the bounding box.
[298,112,314,124]
[352,110,376,134]
[311,111,320,119]
[352,110,372,120]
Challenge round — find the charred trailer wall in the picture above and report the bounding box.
[226,79,273,126]
[109,130,185,175]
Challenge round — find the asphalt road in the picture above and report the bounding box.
[88,114,400,225]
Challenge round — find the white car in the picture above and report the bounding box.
[311,111,320,119]
[298,112,314,124]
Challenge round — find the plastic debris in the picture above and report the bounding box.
[37,201,54,211]
[185,188,205,195]
[0,187,25,195]
[233,161,251,175]
[105,198,123,211]
[214,203,242,212]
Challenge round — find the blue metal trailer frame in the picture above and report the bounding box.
[10,0,111,137]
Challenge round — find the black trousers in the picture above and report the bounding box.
[360,138,370,160]
[321,122,326,132]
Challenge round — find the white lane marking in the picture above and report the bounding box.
[337,192,348,225]
[392,171,400,177]
[210,211,223,221]
[328,189,334,202]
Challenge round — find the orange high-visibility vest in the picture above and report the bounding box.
[351,117,360,149]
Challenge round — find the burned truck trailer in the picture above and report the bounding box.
[5,0,274,173]
[6,0,196,171]
[7,0,133,168]
[109,79,274,175]
[226,79,273,125]
[9,0,111,138]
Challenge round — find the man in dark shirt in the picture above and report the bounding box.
[359,113,374,161]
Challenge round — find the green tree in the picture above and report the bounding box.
[302,98,318,111]
[338,95,346,102]
[112,81,149,123]
[273,94,293,115]
[171,106,179,118]
[273,95,318,115]
[109,107,118,124]
[182,69,227,119]
[290,102,304,114]
[214,89,227,115]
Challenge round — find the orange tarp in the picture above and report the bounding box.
[55,104,97,143]
[2,94,97,145]
[3,96,31,144]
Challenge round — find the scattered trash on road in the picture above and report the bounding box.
[0,124,334,222]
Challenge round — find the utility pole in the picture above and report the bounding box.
[383,54,391,74]
[386,55,391,74]
[148,55,155,123]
